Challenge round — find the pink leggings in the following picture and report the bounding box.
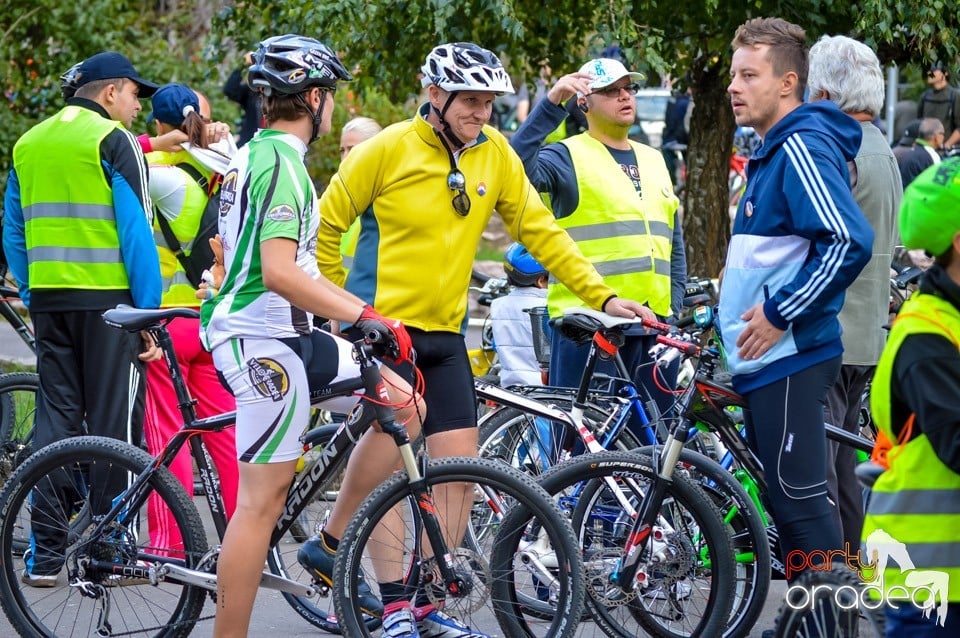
[144,316,238,551]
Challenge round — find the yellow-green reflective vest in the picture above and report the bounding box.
[547,133,677,318]
[864,291,960,603]
[146,150,210,308]
[14,106,128,291]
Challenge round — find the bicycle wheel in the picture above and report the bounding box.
[478,400,642,477]
[774,563,886,637]
[0,372,39,486]
[537,450,735,638]
[0,436,208,638]
[332,456,585,637]
[634,446,770,638]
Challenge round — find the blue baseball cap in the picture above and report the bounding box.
[77,52,159,97]
[148,83,199,125]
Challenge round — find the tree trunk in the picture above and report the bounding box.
[682,61,737,278]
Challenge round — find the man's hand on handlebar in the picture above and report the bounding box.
[355,305,415,364]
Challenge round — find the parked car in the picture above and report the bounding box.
[629,87,672,148]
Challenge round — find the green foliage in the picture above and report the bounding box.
[4,0,958,275]
[208,0,603,102]
[1,0,237,198]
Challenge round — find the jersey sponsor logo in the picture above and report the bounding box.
[247,357,288,401]
[267,204,296,222]
[220,169,239,215]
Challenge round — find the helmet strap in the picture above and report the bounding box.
[432,91,465,150]
[308,89,328,145]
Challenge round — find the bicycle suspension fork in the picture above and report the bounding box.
[355,345,467,596]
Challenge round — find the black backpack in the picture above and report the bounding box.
[155,163,222,289]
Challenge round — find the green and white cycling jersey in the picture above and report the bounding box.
[201,130,320,351]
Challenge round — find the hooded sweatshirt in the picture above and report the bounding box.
[718,100,873,394]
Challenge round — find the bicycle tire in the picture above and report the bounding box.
[537,450,735,638]
[774,563,886,637]
[634,446,770,638]
[0,436,208,638]
[332,456,585,638]
[0,372,39,486]
[478,399,642,476]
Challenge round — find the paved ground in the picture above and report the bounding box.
[0,490,789,637]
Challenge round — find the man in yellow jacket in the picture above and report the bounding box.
[313,42,650,636]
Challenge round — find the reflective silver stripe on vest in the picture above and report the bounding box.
[878,541,960,568]
[28,246,123,263]
[565,220,672,242]
[162,271,193,292]
[593,256,671,278]
[869,489,960,515]
[549,256,671,284]
[22,202,115,222]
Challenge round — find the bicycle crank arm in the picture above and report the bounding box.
[259,570,316,596]
[154,564,316,597]
[154,563,219,592]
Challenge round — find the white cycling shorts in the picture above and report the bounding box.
[212,331,366,463]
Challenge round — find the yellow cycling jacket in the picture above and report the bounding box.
[317,106,615,333]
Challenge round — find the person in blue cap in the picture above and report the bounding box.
[3,50,162,587]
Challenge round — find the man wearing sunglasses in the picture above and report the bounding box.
[919,60,960,151]
[315,41,649,637]
[510,57,687,425]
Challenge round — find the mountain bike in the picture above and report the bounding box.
[475,308,757,637]
[0,305,585,638]
[477,307,879,636]
[535,448,737,638]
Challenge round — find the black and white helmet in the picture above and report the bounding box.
[248,34,352,97]
[60,62,82,100]
[420,43,514,95]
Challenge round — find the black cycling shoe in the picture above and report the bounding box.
[297,534,384,617]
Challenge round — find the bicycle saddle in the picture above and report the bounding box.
[554,307,645,345]
[102,304,200,331]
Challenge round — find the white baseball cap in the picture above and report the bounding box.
[578,58,644,92]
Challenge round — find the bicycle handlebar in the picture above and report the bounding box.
[640,317,676,334]
[655,334,700,356]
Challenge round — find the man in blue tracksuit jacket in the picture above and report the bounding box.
[722,18,873,580]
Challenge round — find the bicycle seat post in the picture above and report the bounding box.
[151,323,199,426]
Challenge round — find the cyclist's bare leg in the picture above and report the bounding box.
[421,427,479,553]
[214,459,299,638]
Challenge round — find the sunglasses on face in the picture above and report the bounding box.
[589,82,641,98]
[447,169,471,217]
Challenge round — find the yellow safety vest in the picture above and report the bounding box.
[146,150,211,308]
[547,133,677,317]
[864,291,960,603]
[14,106,128,290]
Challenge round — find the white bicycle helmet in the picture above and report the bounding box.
[420,43,514,95]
